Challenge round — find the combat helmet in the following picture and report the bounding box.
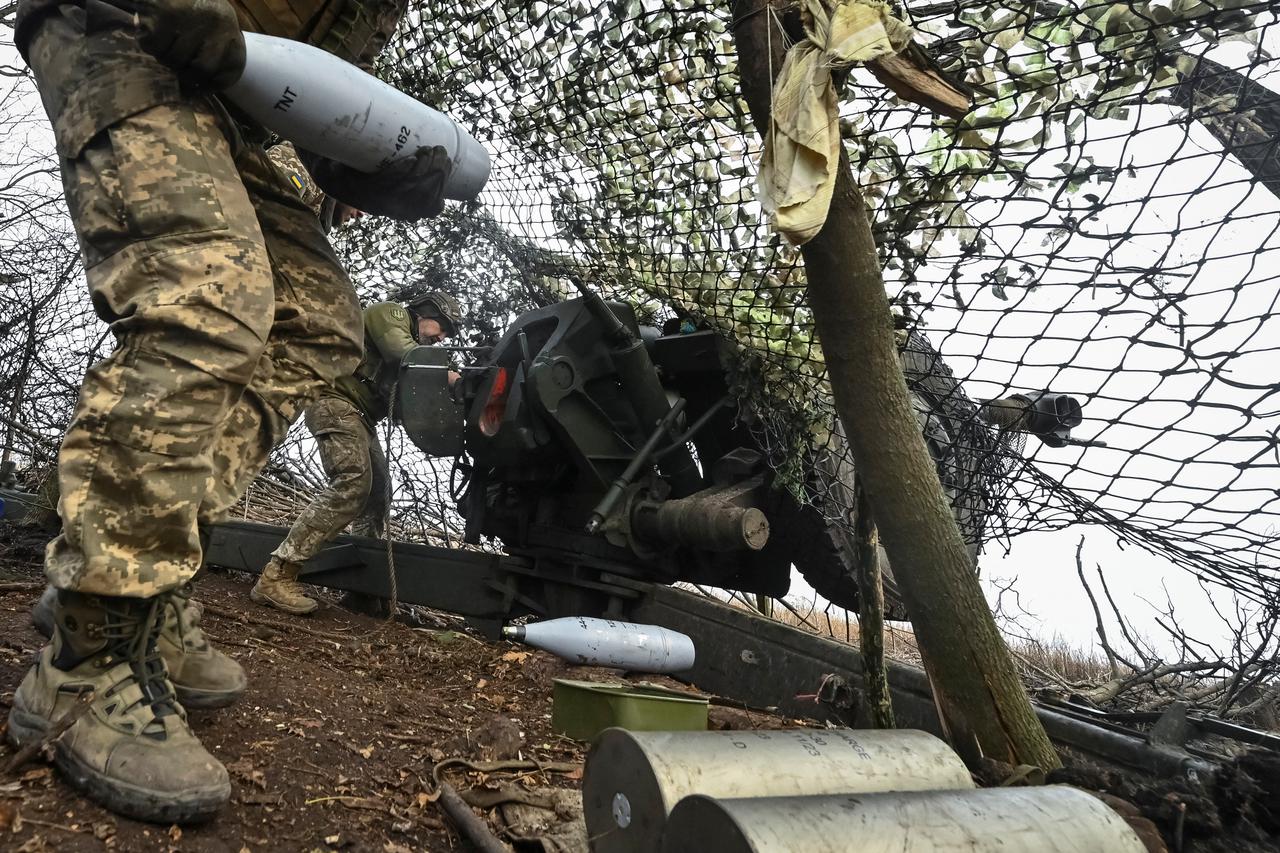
[405,291,463,338]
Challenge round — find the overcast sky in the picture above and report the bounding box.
[923,39,1280,657]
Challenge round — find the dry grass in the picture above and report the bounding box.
[698,588,1116,690]
[1004,634,1114,687]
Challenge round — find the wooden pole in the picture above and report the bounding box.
[730,0,1059,769]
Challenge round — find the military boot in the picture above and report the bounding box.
[30,585,56,637]
[8,591,231,823]
[31,585,246,709]
[250,558,318,615]
[158,583,246,708]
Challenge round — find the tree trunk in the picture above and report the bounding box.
[1167,55,1280,201]
[1,311,40,470]
[731,0,1060,769]
[854,477,895,729]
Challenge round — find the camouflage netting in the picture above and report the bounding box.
[1,1,1278,605]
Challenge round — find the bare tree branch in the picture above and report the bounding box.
[1076,535,1120,678]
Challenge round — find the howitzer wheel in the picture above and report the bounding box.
[780,331,998,622]
[773,493,909,621]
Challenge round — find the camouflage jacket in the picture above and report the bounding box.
[267,142,326,214]
[15,0,406,160]
[333,302,418,423]
[229,0,405,72]
[267,141,341,231]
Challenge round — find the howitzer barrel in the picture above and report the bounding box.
[980,391,1083,447]
[979,396,1030,430]
[631,495,769,552]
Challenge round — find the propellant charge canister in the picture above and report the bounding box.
[584,727,974,853]
[661,787,1148,853]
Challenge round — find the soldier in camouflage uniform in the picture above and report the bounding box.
[267,141,364,234]
[251,292,463,615]
[27,137,368,680]
[8,0,451,823]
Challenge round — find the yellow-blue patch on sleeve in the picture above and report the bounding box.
[289,173,305,191]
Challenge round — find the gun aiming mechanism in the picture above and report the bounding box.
[398,284,1087,620]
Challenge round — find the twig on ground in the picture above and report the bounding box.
[432,758,580,786]
[382,725,453,746]
[18,816,92,834]
[4,691,92,774]
[437,781,512,853]
[284,764,329,778]
[200,601,352,642]
[305,794,385,811]
[461,785,561,810]
[419,627,487,646]
[706,693,781,715]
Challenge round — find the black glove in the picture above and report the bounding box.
[88,0,246,89]
[305,146,453,222]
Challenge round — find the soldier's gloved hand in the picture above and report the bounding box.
[307,146,453,222]
[94,0,246,89]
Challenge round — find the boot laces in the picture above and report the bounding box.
[279,576,308,597]
[169,583,210,651]
[268,564,308,599]
[97,596,181,723]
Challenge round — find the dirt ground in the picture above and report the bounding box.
[1,522,1277,853]
[0,530,800,853]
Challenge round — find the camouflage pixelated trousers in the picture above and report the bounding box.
[272,394,389,566]
[31,33,362,597]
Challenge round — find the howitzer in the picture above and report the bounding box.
[399,288,1086,620]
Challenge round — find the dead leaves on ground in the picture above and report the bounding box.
[226,758,267,791]
[0,799,22,833]
[0,572,601,851]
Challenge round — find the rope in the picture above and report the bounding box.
[380,373,400,621]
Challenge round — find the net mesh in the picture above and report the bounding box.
[1,0,1278,605]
